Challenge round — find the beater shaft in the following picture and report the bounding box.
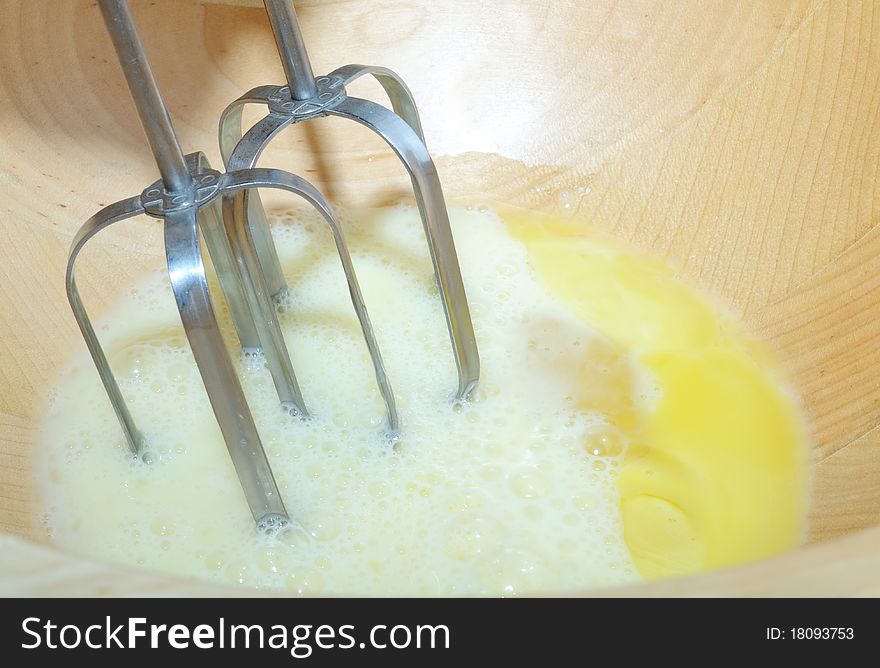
[98,0,191,194]
[264,0,318,100]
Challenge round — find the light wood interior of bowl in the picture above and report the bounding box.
[1,0,879,594]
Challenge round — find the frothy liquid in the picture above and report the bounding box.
[38,204,809,595]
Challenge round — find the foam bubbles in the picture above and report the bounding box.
[37,204,647,596]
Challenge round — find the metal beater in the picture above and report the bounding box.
[65,0,480,529]
[219,0,481,407]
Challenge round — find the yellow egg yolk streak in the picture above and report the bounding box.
[507,211,810,579]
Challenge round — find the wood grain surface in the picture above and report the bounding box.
[0,0,878,595]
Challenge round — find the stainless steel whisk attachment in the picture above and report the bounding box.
[66,0,480,530]
[219,0,481,407]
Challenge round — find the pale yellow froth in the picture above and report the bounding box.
[39,205,643,595]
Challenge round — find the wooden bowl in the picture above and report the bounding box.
[1,0,878,596]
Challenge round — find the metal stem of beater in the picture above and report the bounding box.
[97,0,192,194]
[263,0,318,100]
